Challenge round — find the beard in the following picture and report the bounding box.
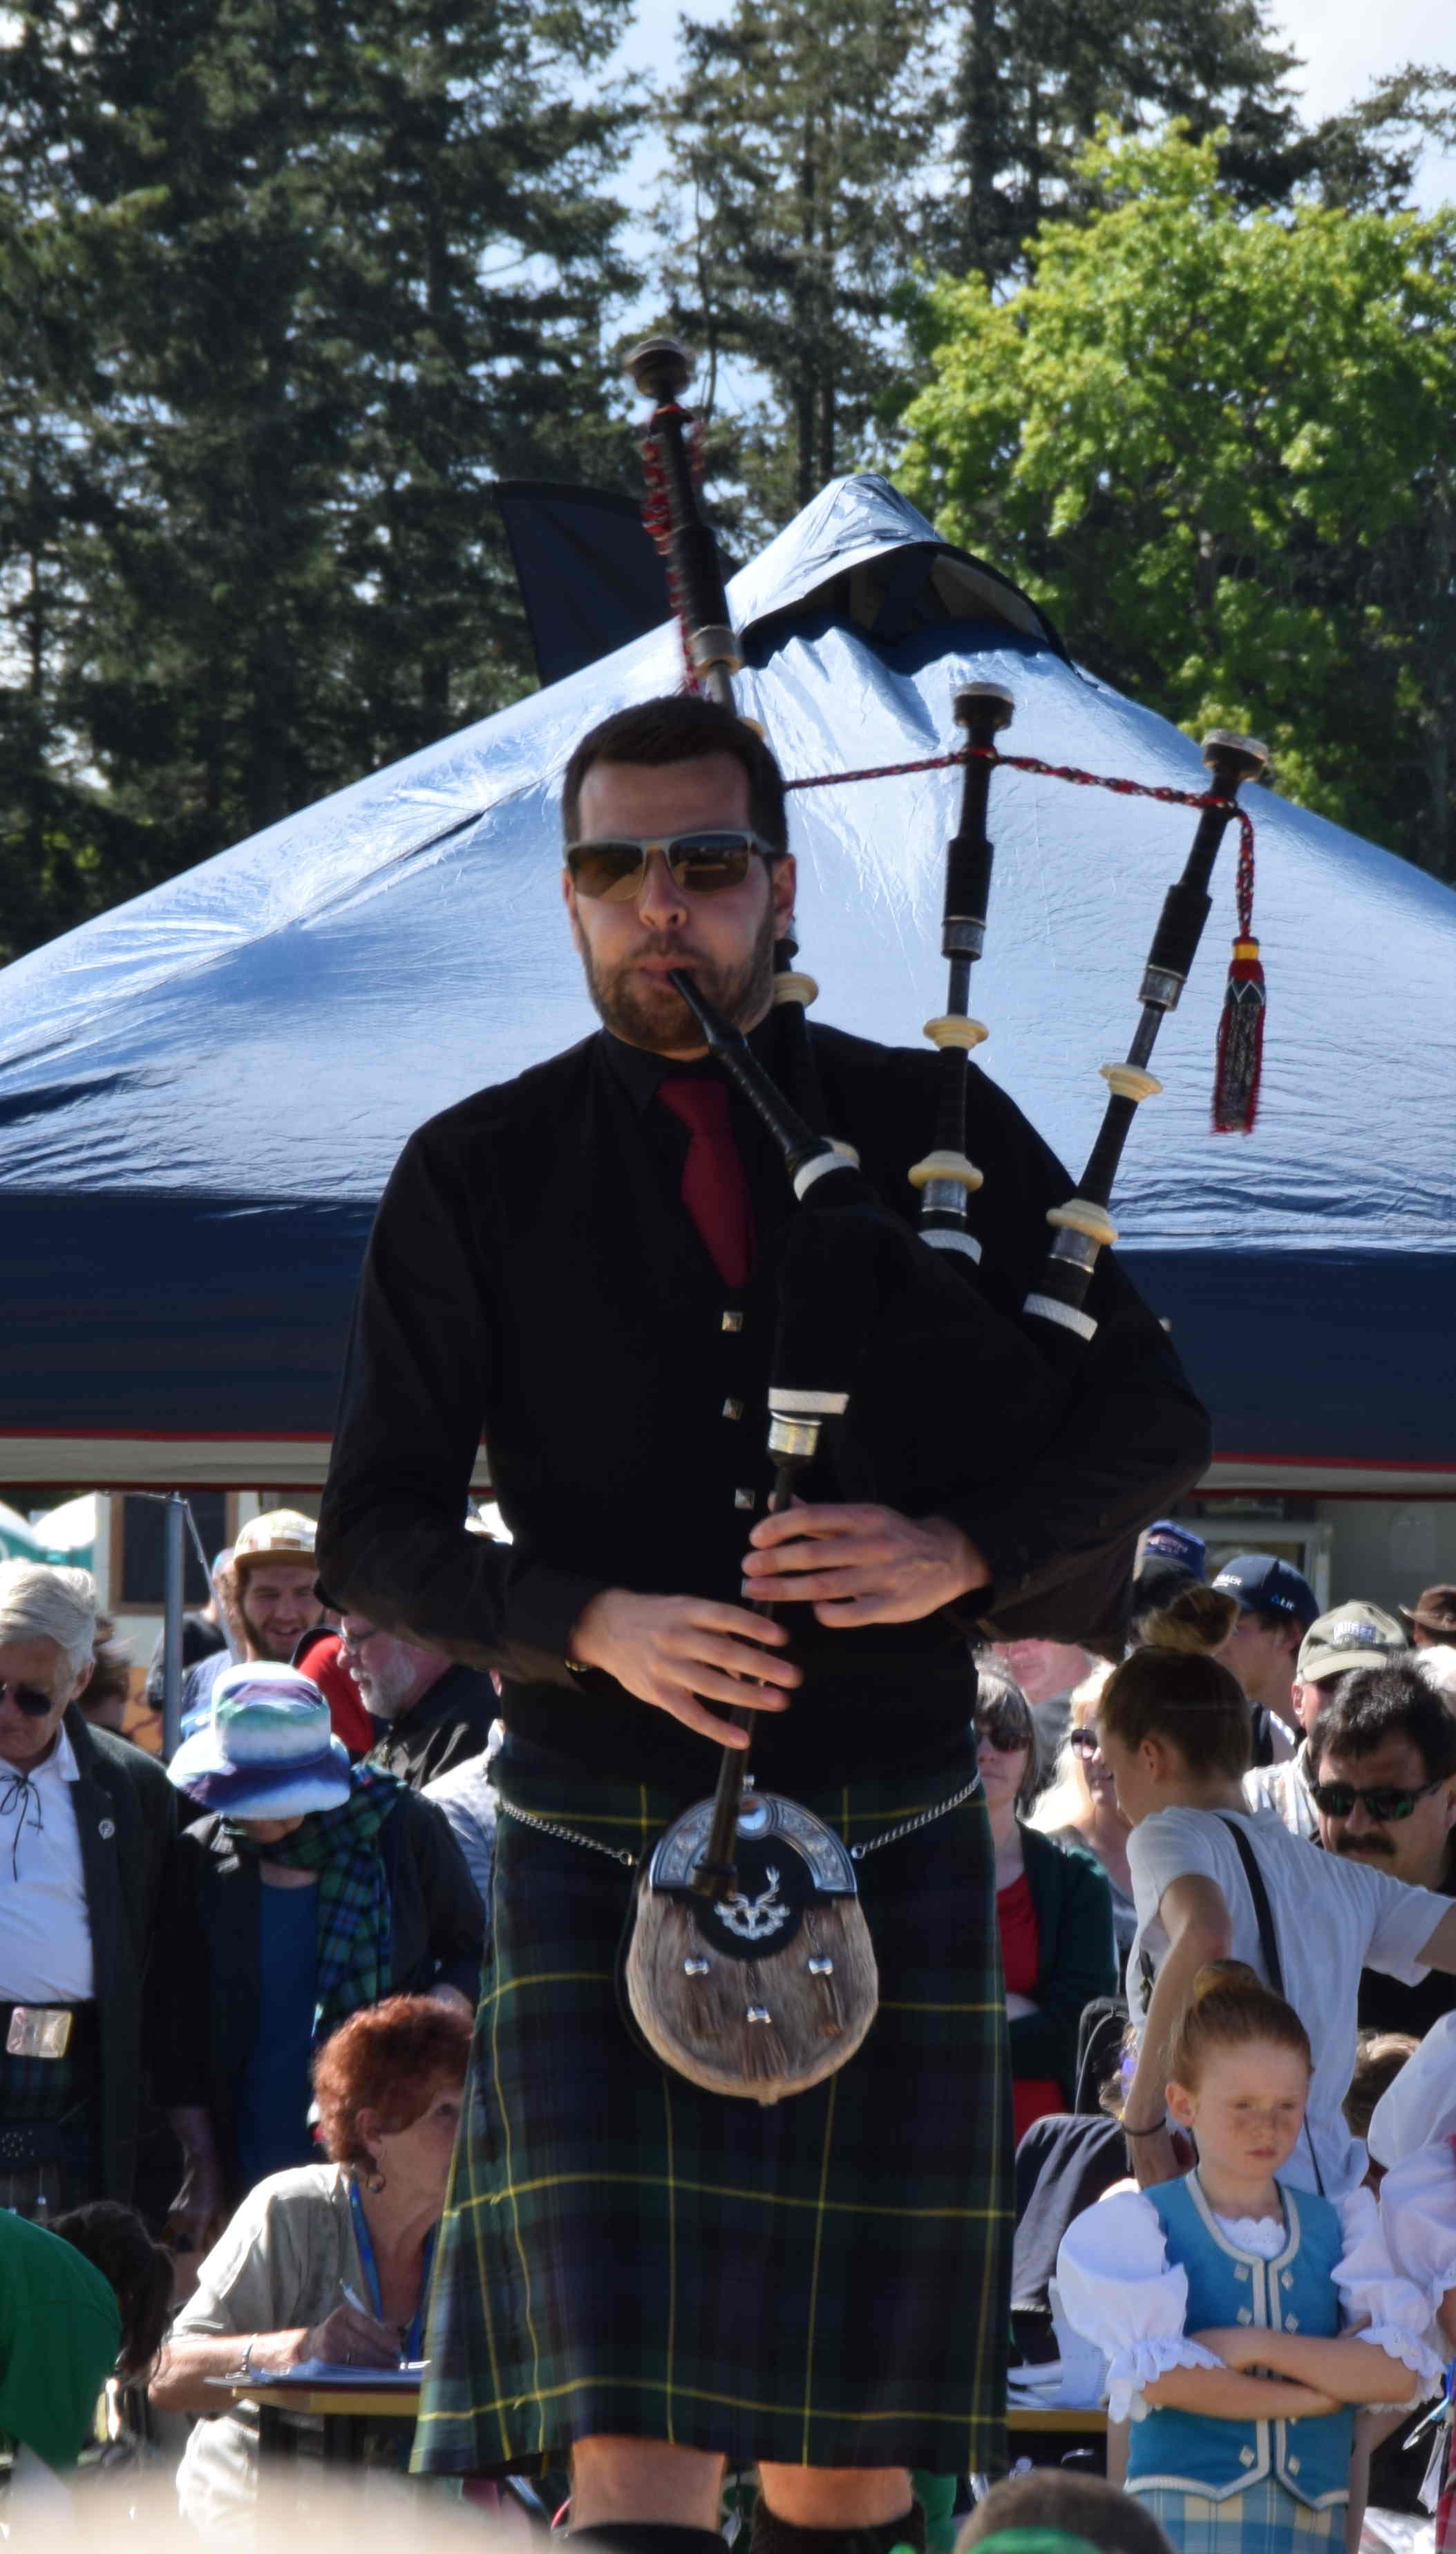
[578,897,778,1052]
[239,1591,321,1664]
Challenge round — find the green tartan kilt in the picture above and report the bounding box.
[413,1732,1011,2479]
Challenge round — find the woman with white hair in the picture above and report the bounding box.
[0,1558,192,2216]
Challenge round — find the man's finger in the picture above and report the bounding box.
[743,1535,889,1580]
[675,1660,794,1710]
[813,1593,901,1627]
[671,1632,800,1687]
[747,1503,884,1547]
[686,1600,793,1645]
[658,1687,755,1747]
[746,1567,882,1606]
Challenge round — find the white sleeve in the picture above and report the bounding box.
[1368,2014,1456,2168]
[1055,2191,1223,2423]
[1357,1860,1454,1987]
[1334,2182,1445,2389]
[1378,2144,1456,2336]
[1127,1810,1222,1926]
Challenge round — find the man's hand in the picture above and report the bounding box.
[297,2303,401,2369]
[740,1504,990,1627]
[568,1589,800,1748]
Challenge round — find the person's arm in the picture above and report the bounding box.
[1142,2364,1340,2419]
[164,2106,227,2255]
[1122,1872,1233,2190]
[319,1123,805,1746]
[1418,1905,1456,1974]
[396,1791,486,2009]
[151,2304,399,2415]
[1194,2325,1420,2405]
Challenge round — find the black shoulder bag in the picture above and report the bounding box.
[1217,1813,1326,2197]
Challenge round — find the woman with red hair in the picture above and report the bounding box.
[151,1994,470,2531]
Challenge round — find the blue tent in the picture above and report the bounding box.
[2,475,1452,1491]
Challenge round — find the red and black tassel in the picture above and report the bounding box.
[1212,815,1265,1133]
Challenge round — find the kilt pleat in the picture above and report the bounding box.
[413,1734,1010,2478]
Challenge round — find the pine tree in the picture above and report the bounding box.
[0,0,639,958]
[655,0,937,533]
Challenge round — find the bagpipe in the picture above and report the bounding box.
[621,338,1266,2103]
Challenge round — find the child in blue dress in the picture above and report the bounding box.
[1057,1964,1439,2553]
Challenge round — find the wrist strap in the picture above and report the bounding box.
[1123,2120,1167,2139]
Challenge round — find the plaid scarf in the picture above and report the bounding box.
[225,1765,399,2043]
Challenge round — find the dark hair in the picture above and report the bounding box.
[312,1993,472,2170]
[561,696,788,858]
[958,2469,1174,2553]
[1243,1605,1303,1648]
[52,2202,173,2385]
[1344,2030,1419,2141]
[83,1617,133,1718]
[1099,1645,1251,1779]
[974,1664,1041,1813]
[1166,1960,1311,2093]
[1311,1663,1456,1785]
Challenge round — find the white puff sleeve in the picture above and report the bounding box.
[1332,2181,1445,2391]
[1378,2141,1456,2345]
[1055,2191,1223,2423]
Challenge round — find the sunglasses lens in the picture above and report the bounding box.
[668,834,755,893]
[1369,1790,1417,1822]
[7,1686,53,1717]
[1069,1730,1099,1756]
[1312,1784,1416,1822]
[568,842,647,901]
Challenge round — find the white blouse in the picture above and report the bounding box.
[1377,2139,1456,2331]
[1056,2182,1442,2423]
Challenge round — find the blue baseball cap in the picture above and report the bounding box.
[1211,1552,1319,1630]
[1141,1521,1207,1578]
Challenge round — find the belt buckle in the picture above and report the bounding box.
[6,2007,73,2059]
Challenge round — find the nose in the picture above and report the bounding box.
[1341,1795,1377,1837]
[636,849,690,931]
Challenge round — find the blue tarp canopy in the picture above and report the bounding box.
[2,475,1453,1491]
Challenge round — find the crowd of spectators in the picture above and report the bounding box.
[7,1524,1456,2554]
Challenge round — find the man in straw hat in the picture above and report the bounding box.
[318,695,1211,2554]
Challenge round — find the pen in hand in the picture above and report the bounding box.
[339,2278,406,2368]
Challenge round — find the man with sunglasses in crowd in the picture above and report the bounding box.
[1242,1599,1410,1841]
[318,694,1210,2554]
[1307,1660,1456,2039]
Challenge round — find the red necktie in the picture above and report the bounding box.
[659,1078,756,1289]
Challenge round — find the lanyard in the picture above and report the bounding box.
[346,2177,435,2363]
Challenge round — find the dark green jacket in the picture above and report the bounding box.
[64,1708,178,2200]
[1010,1821,1117,2106]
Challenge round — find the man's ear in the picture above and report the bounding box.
[771,853,797,934]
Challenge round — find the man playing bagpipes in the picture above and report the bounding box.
[316,675,1214,2554]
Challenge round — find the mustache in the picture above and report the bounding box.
[1334,1831,1394,1857]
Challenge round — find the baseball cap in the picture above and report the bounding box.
[1212,1553,1319,1630]
[1297,1601,1409,1685]
[1140,1520,1207,1578]
[231,1508,316,1573]
[1400,1585,1456,1640]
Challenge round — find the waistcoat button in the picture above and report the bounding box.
[721,1310,744,1334]
[97,1818,116,1840]
[1236,2308,1253,2325]
[734,1488,756,1511]
[1288,2457,1301,2475]
[1285,2314,1298,2330]
[722,1398,744,1421]
[1239,2447,1255,2466]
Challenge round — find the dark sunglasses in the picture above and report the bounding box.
[1068,1728,1104,1758]
[976,1722,1030,1754]
[0,1679,57,1718]
[1309,1775,1444,1824]
[565,829,779,902]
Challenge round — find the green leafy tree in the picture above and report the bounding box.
[898,126,1456,878]
[0,0,638,963]
[655,0,936,532]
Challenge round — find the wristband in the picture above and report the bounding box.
[1123,2119,1169,2139]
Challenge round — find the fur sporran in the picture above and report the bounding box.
[625,1790,879,2103]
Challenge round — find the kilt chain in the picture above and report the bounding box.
[496,1770,983,1871]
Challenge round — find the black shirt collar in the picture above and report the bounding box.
[597,1011,787,1117]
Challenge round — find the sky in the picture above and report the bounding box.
[612,0,1456,218]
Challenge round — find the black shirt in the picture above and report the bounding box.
[317,1011,1210,1794]
[366,1662,498,1791]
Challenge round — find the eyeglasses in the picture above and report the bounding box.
[0,1680,57,1719]
[1309,1775,1444,1824]
[339,1625,386,1655]
[1068,1728,1104,1759]
[565,830,779,902]
[976,1724,1030,1754]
